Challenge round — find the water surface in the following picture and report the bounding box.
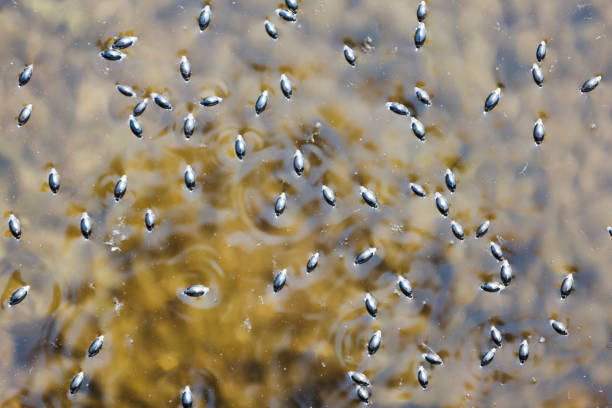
[0,0,610,406]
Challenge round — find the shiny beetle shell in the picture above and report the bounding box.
[117,84,135,97]
[235,134,246,160]
[182,386,193,407]
[8,214,21,239]
[500,260,512,286]
[285,0,298,12]
[580,75,601,93]
[343,45,356,66]
[532,63,543,87]
[184,113,196,138]
[184,284,209,297]
[280,74,292,99]
[100,49,125,61]
[112,36,137,50]
[551,319,568,335]
[451,220,465,240]
[518,339,529,364]
[87,335,104,358]
[18,104,32,126]
[180,56,191,81]
[293,149,304,176]
[264,20,278,39]
[414,87,431,106]
[490,325,502,346]
[410,182,426,197]
[275,192,287,216]
[424,351,443,365]
[145,209,156,231]
[9,285,29,306]
[355,247,376,265]
[184,165,196,191]
[306,252,319,273]
[560,273,574,298]
[113,175,127,201]
[364,293,378,317]
[360,186,378,208]
[411,117,426,140]
[434,192,449,216]
[398,275,413,298]
[49,168,60,194]
[417,1,427,22]
[276,8,297,22]
[129,115,142,138]
[490,241,504,261]
[133,98,148,116]
[80,212,92,239]
[481,347,496,366]
[349,371,370,386]
[70,371,84,394]
[481,281,503,293]
[273,269,287,292]
[386,101,409,116]
[200,96,222,106]
[476,220,490,238]
[255,90,269,115]
[414,23,427,49]
[152,93,172,110]
[533,118,545,145]
[355,385,370,403]
[18,64,33,87]
[536,41,546,62]
[445,169,456,192]
[321,185,336,206]
[368,330,381,355]
[484,88,501,112]
[199,5,211,31]
[417,365,428,389]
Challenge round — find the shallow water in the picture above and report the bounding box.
[0,0,611,406]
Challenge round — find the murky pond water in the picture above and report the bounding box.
[0,0,611,406]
